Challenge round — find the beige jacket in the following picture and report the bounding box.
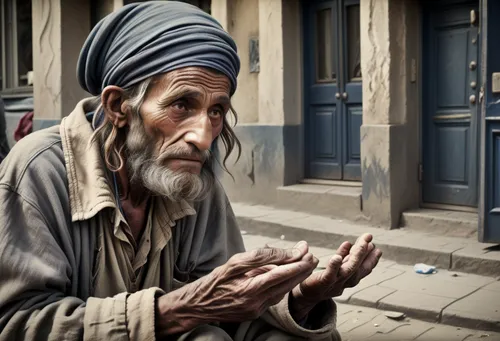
[0,99,340,340]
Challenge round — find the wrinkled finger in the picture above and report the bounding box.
[321,254,343,283]
[227,241,309,275]
[263,259,318,306]
[245,264,278,277]
[253,252,317,291]
[344,247,382,288]
[338,234,374,280]
[357,248,382,280]
[336,241,352,258]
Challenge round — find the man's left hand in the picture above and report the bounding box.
[289,233,382,322]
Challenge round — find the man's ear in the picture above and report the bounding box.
[101,86,128,128]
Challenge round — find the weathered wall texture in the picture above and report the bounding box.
[218,0,304,202]
[228,0,259,123]
[258,0,284,125]
[360,0,420,229]
[32,0,90,120]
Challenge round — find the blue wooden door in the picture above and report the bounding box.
[422,0,480,207]
[304,0,362,181]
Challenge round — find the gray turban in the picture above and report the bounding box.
[77,1,240,96]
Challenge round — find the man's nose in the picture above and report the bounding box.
[183,113,213,151]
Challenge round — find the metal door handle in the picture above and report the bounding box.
[342,92,348,100]
[470,61,477,70]
[335,93,341,99]
[470,94,476,104]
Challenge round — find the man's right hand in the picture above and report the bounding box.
[156,241,318,336]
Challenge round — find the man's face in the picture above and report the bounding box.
[124,66,231,201]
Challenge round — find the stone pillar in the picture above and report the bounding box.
[258,0,284,125]
[32,0,90,128]
[360,0,420,229]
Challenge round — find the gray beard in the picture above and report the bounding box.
[124,117,215,202]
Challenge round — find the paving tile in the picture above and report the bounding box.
[359,267,405,286]
[428,269,497,288]
[336,308,381,333]
[350,286,397,306]
[231,203,274,218]
[379,271,478,299]
[484,279,500,292]
[241,234,277,250]
[254,211,311,224]
[374,319,433,340]
[378,291,455,322]
[464,332,500,341]
[343,318,433,341]
[415,326,475,341]
[335,303,500,341]
[442,289,500,331]
[376,259,398,269]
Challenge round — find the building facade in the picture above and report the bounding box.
[2,0,499,243]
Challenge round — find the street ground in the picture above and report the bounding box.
[241,232,500,341]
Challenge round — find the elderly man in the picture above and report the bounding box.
[0,2,381,340]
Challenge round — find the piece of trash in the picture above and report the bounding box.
[357,310,363,313]
[280,235,285,240]
[374,323,379,327]
[241,230,248,235]
[413,263,437,274]
[480,334,490,338]
[384,311,406,320]
[451,273,459,277]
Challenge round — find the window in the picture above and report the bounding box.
[0,0,33,93]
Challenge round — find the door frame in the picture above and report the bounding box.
[419,0,482,211]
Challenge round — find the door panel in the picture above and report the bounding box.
[422,1,479,206]
[304,0,362,181]
[305,1,342,179]
[342,0,362,180]
[344,106,362,178]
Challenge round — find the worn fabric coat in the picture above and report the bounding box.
[0,99,341,341]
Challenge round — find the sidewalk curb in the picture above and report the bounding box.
[235,215,500,277]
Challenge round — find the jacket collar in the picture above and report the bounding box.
[59,99,196,224]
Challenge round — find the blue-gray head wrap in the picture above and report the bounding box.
[77,1,240,96]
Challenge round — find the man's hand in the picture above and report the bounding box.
[156,242,318,337]
[289,233,382,322]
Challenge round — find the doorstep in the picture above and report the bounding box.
[274,184,363,221]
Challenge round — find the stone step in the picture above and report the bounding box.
[275,184,363,221]
[401,208,478,239]
[241,232,500,333]
[232,202,500,278]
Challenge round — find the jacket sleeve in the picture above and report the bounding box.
[0,186,163,341]
[185,183,341,340]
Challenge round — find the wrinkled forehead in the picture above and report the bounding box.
[152,66,232,98]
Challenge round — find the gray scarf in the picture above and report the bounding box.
[77,1,240,96]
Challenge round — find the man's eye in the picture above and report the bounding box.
[172,101,187,111]
[209,110,222,118]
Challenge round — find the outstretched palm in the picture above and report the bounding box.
[290,234,382,321]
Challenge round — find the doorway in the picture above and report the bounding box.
[303,0,362,181]
[422,0,480,207]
